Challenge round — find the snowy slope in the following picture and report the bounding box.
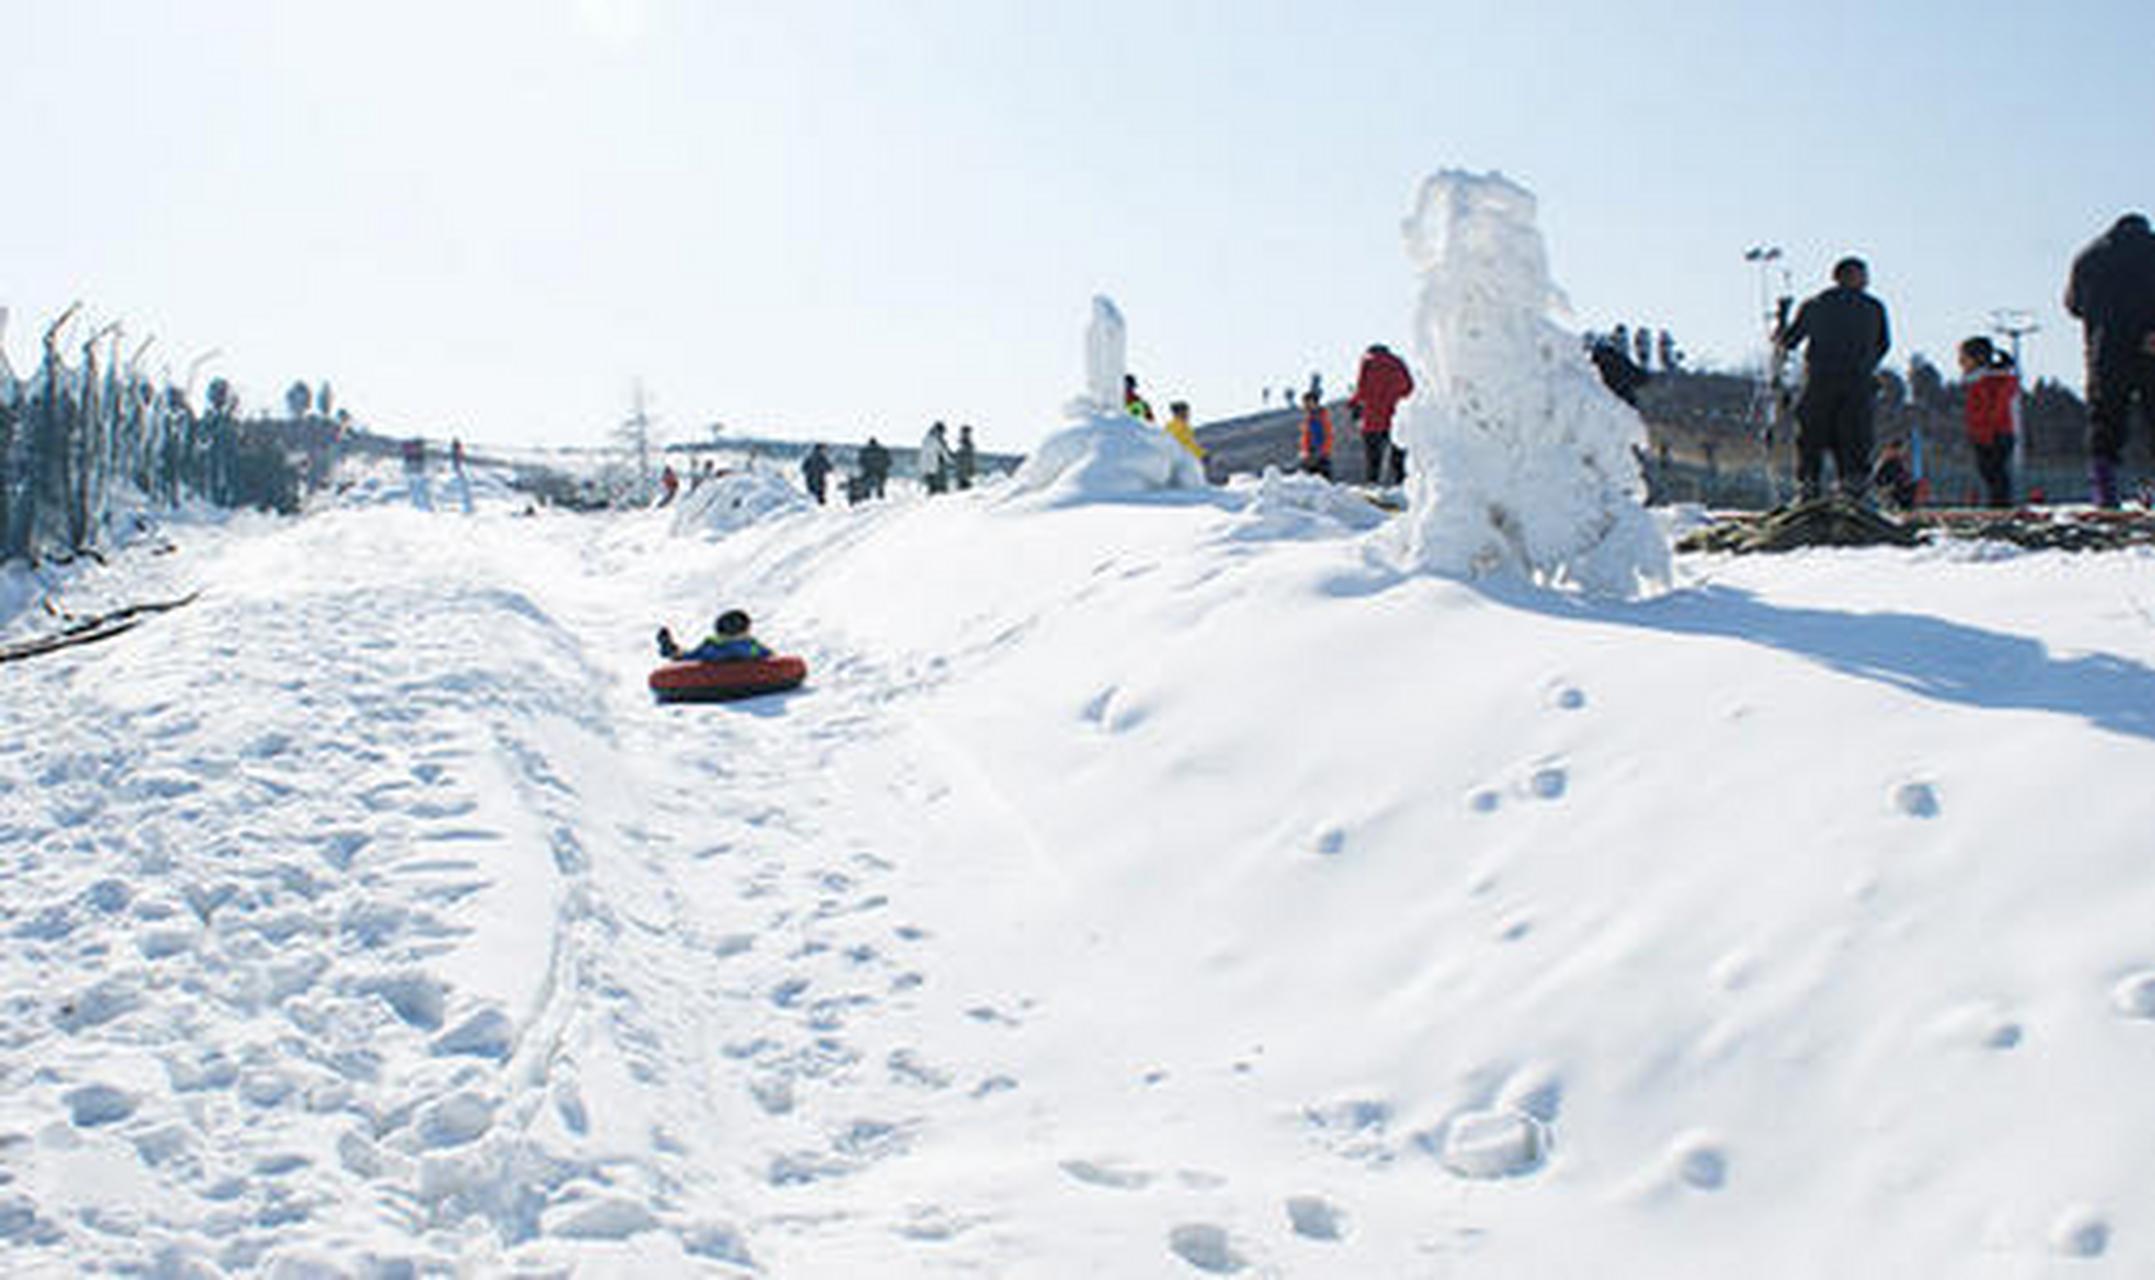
[4,472,2155,1277]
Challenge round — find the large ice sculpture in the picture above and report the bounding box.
[1394,170,1669,597]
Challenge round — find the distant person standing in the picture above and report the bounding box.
[1778,256,1891,501]
[2064,213,2155,508]
[919,422,954,495]
[1124,374,1155,424]
[1298,389,1334,480]
[402,437,432,511]
[801,442,833,504]
[449,437,475,514]
[1588,334,1650,407]
[859,435,891,499]
[1958,336,2020,509]
[1349,343,1415,484]
[955,426,978,490]
[1163,399,1206,465]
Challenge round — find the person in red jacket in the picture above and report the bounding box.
[1958,336,2021,508]
[1349,343,1415,484]
[1298,389,1334,479]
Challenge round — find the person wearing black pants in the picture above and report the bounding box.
[1778,257,1892,502]
[2065,214,2155,508]
[1959,336,2020,509]
[1973,440,2013,508]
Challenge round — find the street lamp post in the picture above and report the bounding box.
[1745,246,1789,503]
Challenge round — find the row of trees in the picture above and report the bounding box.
[0,305,309,565]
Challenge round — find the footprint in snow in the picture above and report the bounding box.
[1167,1223,1247,1274]
[1667,1132,1729,1191]
[1926,1000,2022,1051]
[2111,971,2155,1018]
[2050,1205,2109,1258]
[1528,763,1568,802]
[1893,780,1940,819]
[1080,687,1116,726]
[1286,1195,1346,1241]
[1059,1158,1153,1191]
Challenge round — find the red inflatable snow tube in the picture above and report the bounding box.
[648,656,808,703]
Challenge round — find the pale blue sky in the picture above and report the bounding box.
[4,0,2148,450]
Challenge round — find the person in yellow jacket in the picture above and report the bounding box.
[1163,400,1205,463]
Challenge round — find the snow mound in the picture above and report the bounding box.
[1229,467,1389,540]
[1004,413,1207,506]
[670,468,811,537]
[1395,169,1669,598]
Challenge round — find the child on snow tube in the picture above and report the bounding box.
[657,609,773,664]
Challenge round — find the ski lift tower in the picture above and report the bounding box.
[1744,246,1791,505]
[1991,308,2039,477]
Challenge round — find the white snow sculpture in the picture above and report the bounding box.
[1083,295,1127,419]
[1009,295,1205,502]
[1395,169,1669,597]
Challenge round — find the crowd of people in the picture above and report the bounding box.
[1112,343,1417,489]
[785,423,983,507]
[760,214,2153,517]
[1772,212,2154,511]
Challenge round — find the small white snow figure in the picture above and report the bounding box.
[1083,295,1128,419]
[1395,169,1669,597]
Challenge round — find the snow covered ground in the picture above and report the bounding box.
[5,462,2155,1277]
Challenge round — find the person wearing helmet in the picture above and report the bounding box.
[657,609,773,663]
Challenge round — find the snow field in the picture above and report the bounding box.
[3,465,2155,1273]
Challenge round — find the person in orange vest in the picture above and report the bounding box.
[1298,389,1334,480]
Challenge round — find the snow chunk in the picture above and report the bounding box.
[1439,1107,1549,1179]
[416,1091,495,1148]
[544,1195,660,1240]
[430,1008,513,1060]
[1394,169,1669,597]
[1231,468,1388,540]
[670,468,811,538]
[64,1083,137,1127]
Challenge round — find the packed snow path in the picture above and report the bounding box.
[0,507,1066,1274]
[8,487,2155,1275]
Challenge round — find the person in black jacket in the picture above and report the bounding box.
[858,436,891,500]
[1778,257,1891,502]
[2064,213,2155,508]
[1587,333,1650,407]
[800,443,832,505]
